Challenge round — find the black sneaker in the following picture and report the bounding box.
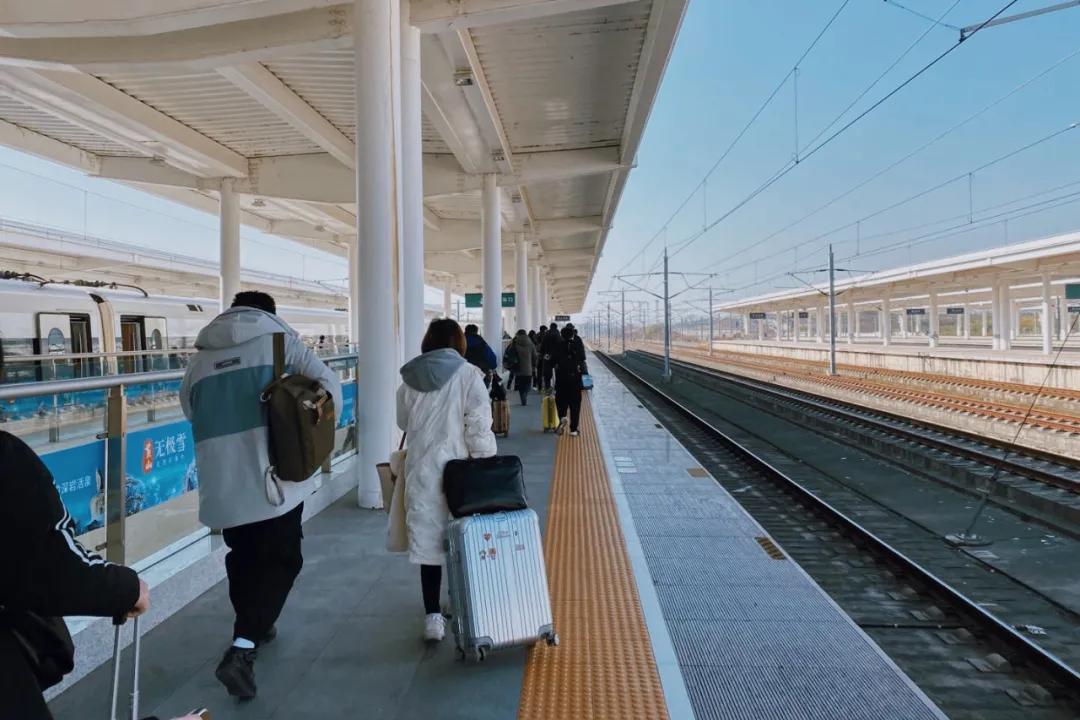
[215,646,257,699]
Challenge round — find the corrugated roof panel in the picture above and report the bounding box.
[264,50,451,154]
[0,93,144,157]
[426,189,481,220]
[471,1,650,154]
[95,69,324,157]
[527,176,608,218]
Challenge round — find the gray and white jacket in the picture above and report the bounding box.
[180,307,343,530]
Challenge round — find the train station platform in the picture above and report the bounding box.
[47,355,943,719]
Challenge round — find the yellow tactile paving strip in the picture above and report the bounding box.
[519,394,670,720]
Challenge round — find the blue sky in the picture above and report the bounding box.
[591,0,1080,314]
[1,1,1078,319]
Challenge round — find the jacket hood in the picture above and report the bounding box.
[513,334,531,347]
[465,333,484,347]
[195,307,294,350]
[400,348,465,392]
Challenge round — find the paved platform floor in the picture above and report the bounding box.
[587,355,946,720]
[49,382,556,720]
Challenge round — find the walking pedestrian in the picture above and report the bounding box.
[463,324,497,387]
[392,319,497,642]
[510,329,537,405]
[180,291,342,699]
[551,325,586,436]
[539,322,560,391]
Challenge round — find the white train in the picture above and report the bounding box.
[0,278,349,383]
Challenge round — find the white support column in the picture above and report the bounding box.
[846,302,855,344]
[928,291,939,349]
[348,237,360,345]
[354,0,402,509]
[999,283,1012,351]
[218,177,240,312]
[962,303,970,339]
[757,313,764,341]
[1060,296,1070,340]
[1041,274,1053,355]
[515,232,529,332]
[530,265,541,329]
[816,307,824,343]
[882,297,891,347]
[442,276,452,318]
[540,272,549,326]
[400,6,425,360]
[481,173,502,351]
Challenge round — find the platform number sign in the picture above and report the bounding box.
[1066,283,1080,301]
[905,308,926,316]
[749,312,767,320]
[946,307,964,315]
[465,292,515,308]
[554,314,571,322]
[798,312,809,319]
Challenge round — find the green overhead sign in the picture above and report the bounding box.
[1066,283,1080,300]
[462,292,516,308]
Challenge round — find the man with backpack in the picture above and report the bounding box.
[539,322,561,391]
[180,291,342,699]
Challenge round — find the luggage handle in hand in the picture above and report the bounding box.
[109,616,141,720]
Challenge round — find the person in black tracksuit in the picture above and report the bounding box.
[550,326,587,435]
[539,322,561,391]
[0,431,147,720]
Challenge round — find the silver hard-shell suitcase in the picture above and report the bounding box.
[446,509,558,661]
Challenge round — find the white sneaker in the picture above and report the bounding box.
[423,613,446,642]
[557,417,569,435]
[570,430,580,437]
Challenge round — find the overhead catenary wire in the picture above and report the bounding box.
[667,0,1024,263]
[610,0,854,277]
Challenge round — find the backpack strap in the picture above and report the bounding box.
[272,332,285,378]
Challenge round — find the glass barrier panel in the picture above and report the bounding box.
[326,357,358,460]
[122,381,200,565]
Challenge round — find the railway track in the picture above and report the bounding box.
[599,351,1080,720]
[631,348,1080,501]
[641,342,1080,434]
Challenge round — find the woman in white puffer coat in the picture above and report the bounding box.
[392,318,497,642]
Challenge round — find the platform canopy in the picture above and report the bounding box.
[717,231,1080,313]
[0,0,686,313]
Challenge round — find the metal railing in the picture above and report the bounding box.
[0,354,359,566]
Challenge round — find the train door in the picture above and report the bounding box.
[36,312,92,379]
[143,317,168,370]
[119,316,144,374]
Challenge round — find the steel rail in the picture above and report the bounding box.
[631,348,1080,495]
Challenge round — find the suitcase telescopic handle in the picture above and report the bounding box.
[109,616,141,720]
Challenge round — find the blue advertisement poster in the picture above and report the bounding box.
[338,382,356,428]
[124,421,198,517]
[41,440,106,535]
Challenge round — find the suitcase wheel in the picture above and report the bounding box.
[547,633,560,647]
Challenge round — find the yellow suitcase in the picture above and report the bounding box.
[541,394,559,433]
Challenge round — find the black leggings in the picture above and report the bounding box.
[421,564,442,614]
[516,375,532,404]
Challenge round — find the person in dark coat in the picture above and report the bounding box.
[533,326,547,389]
[550,326,587,436]
[510,330,538,405]
[539,322,561,391]
[463,323,497,386]
[0,431,150,720]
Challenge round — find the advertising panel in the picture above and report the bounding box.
[41,440,106,535]
[123,421,198,517]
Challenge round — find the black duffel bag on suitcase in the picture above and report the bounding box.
[443,456,527,518]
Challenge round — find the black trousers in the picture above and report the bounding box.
[222,503,304,642]
[555,385,583,432]
[542,360,554,390]
[515,375,532,404]
[421,564,442,614]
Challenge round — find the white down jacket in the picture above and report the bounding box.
[394,349,497,565]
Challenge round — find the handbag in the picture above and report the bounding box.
[443,455,528,518]
[376,433,406,514]
[3,610,75,689]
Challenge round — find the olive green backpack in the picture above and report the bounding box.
[261,332,336,483]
